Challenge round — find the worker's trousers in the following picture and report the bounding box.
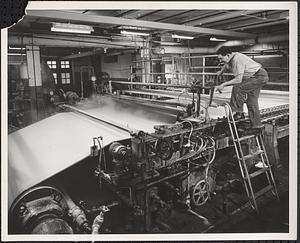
[230,68,269,127]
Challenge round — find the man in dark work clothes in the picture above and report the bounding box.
[215,46,269,129]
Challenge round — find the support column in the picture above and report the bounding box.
[26,45,44,122]
[141,41,151,83]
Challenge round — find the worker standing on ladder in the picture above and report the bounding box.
[215,46,269,130]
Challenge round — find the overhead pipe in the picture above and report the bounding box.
[106,49,137,56]
[9,33,144,48]
[161,33,289,54]
[60,48,103,60]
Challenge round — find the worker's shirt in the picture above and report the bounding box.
[226,52,261,79]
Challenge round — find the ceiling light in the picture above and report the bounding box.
[51,22,94,34]
[8,53,26,56]
[120,30,150,36]
[172,34,194,40]
[9,46,23,50]
[210,37,227,42]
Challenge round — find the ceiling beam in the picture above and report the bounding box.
[9,34,143,48]
[205,10,287,29]
[108,10,162,30]
[183,10,263,26]
[115,10,138,17]
[229,19,289,31]
[155,10,195,22]
[26,10,256,38]
[177,10,217,24]
[136,10,162,20]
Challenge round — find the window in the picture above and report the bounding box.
[61,60,70,68]
[52,73,57,84]
[47,60,57,69]
[46,60,71,85]
[61,72,70,84]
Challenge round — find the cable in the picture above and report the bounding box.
[94,137,103,190]
[196,137,204,151]
[178,120,193,145]
[178,136,210,162]
[203,137,216,184]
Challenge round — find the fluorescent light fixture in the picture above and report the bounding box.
[172,34,194,40]
[51,22,94,34]
[120,30,150,36]
[9,46,23,50]
[210,37,227,42]
[8,53,26,56]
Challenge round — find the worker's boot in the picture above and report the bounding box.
[233,112,245,121]
[249,125,265,135]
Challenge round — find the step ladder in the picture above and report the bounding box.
[222,103,279,213]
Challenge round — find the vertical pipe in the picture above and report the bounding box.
[149,40,153,84]
[80,68,83,98]
[171,56,174,85]
[202,57,206,94]
[26,44,42,121]
[71,60,75,90]
[130,65,133,90]
[31,45,39,121]
[108,80,112,94]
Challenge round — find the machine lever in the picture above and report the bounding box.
[209,74,223,106]
[209,86,221,106]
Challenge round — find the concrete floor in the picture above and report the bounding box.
[216,191,289,233]
[209,136,290,233]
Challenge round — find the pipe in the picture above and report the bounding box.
[257,34,288,44]
[91,213,104,234]
[161,33,288,54]
[61,104,134,134]
[187,208,210,226]
[57,188,91,233]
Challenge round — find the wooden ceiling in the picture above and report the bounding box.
[20,9,289,34]
[8,9,289,57]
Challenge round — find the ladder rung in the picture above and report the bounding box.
[242,150,264,160]
[235,134,255,142]
[248,167,269,179]
[254,185,273,199]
